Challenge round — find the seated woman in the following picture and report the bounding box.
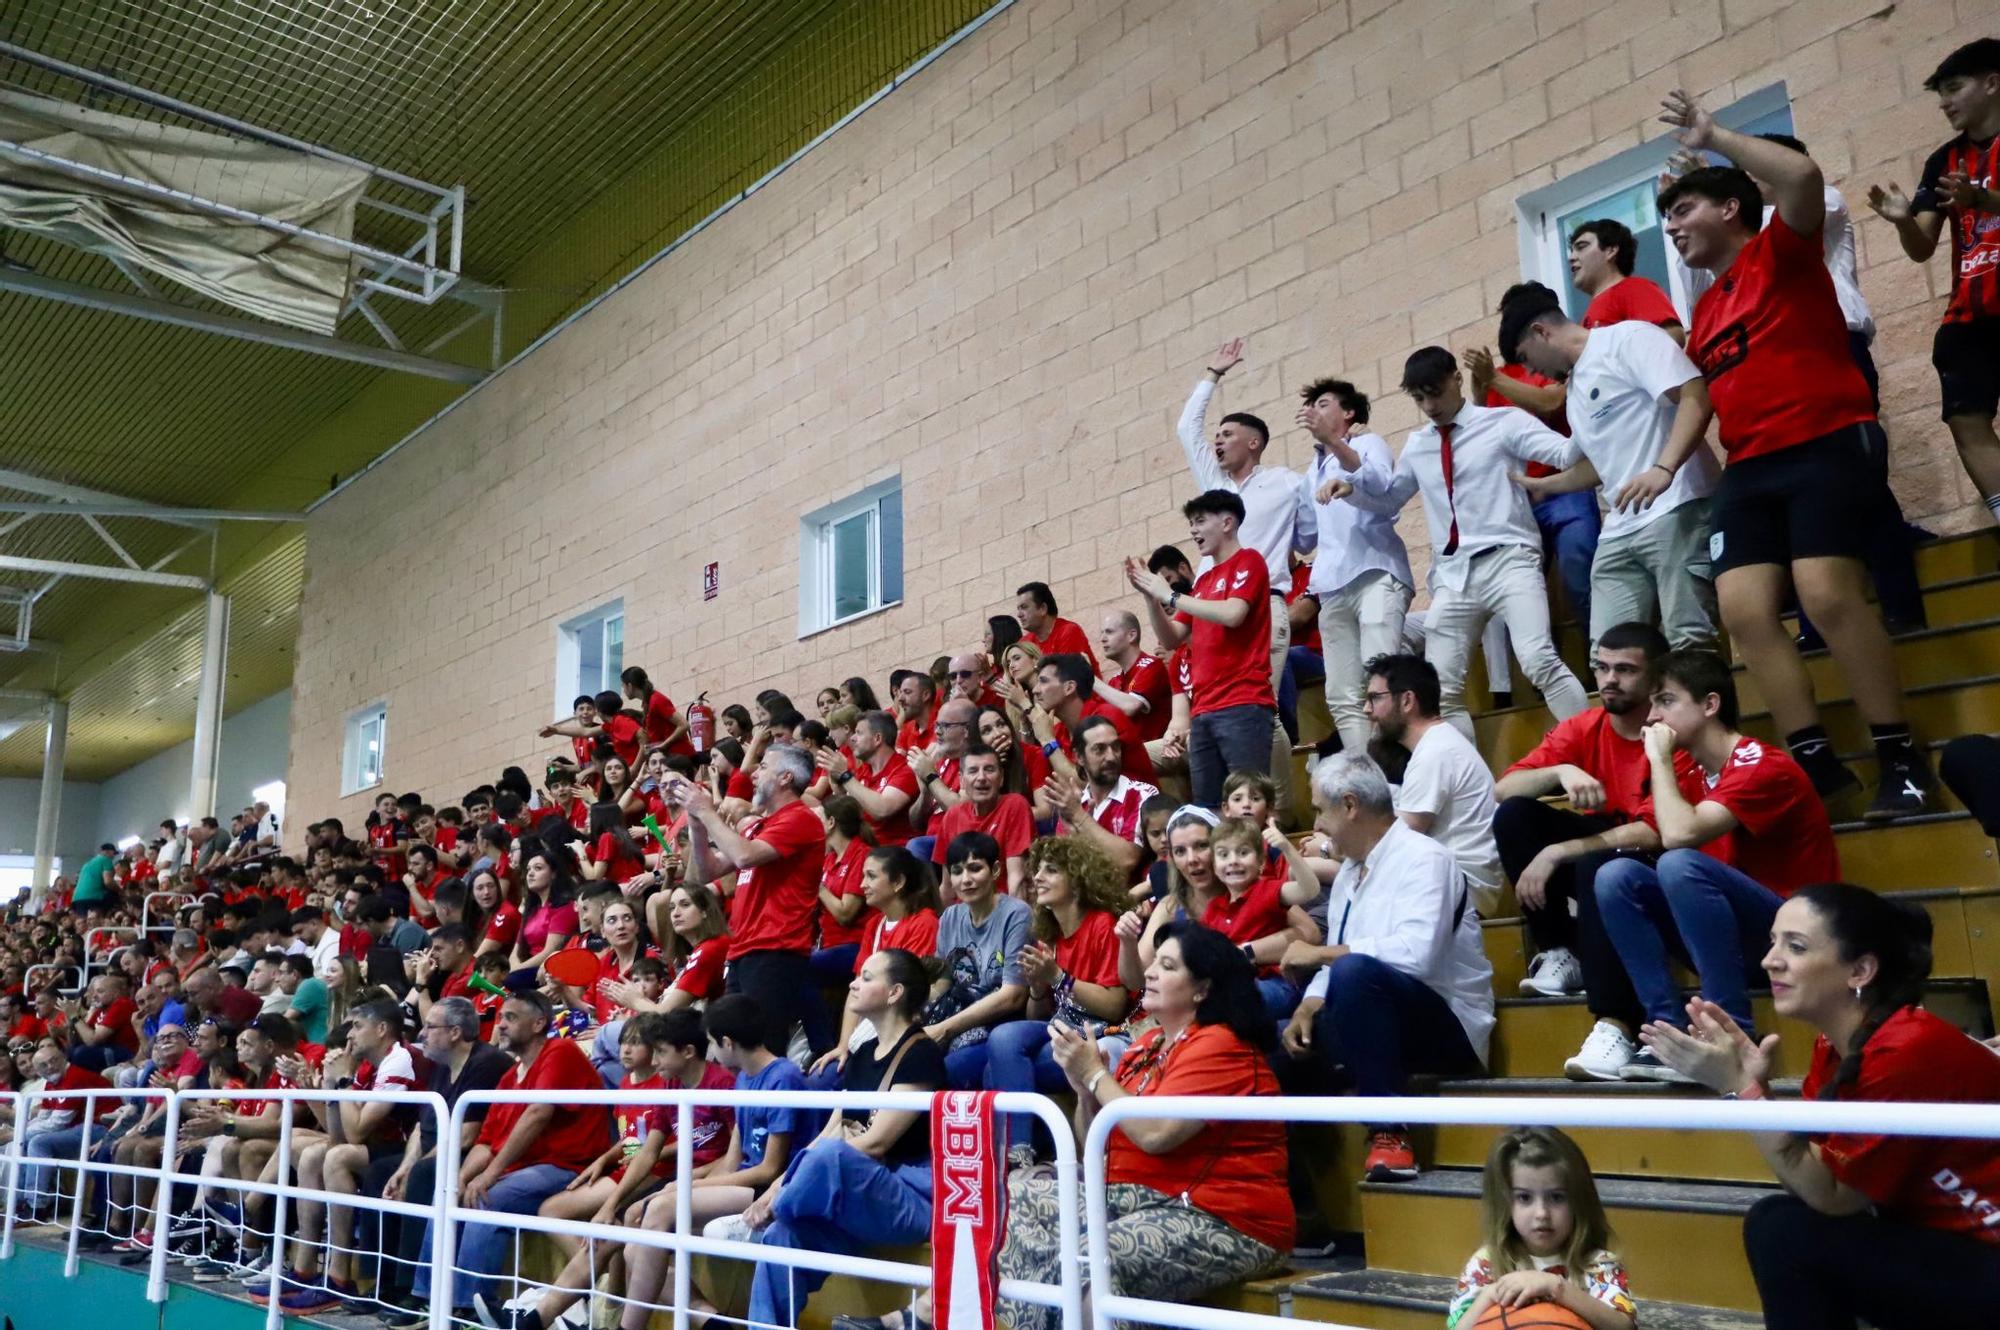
[1203,817,1323,1019]
[998,921,1293,1330]
[977,704,1053,824]
[579,801,656,890]
[816,847,940,1072]
[922,831,1033,1088]
[1642,883,2000,1330]
[744,949,944,1329]
[984,836,1133,1156]
[810,796,874,985]
[507,845,579,989]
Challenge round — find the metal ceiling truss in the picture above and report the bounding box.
[0,467,300,653]
[0,39,501,380]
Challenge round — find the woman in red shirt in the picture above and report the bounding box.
[611,884,731,1016]
[1643,882,2000,1329]
[983,837,1133,1152]
[579,802,652,888]
[995,921,1291,1330]
[977,705,1052,817]
[468,868,519,959]
[813,847,940,1074]
[810,797,875,984]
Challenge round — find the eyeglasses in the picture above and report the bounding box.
[948,669,978,679]
[936,720,972,730]
[1363,691,1392,705]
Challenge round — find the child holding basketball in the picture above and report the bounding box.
[1447,1127,1637,1330]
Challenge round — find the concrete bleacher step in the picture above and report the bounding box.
[1359,1168,1777,1311]
[1733,615,2000,720]
[1279,1268,1762,1330]
[1484,978,1993,1080]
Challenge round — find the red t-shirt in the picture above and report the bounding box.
[1284,562,1321,652]
[590,833,646,886]
[236,1068,295,1120]
[1503,708,1649,821]
[1583,275,1682,330]
[1641,736,1839,895]
[600,714,642,768]
[1058,696,1159,785]
[1053,909,1124,990]
[922,756,963,839]
[89,996,140,1053]
[1179,548,1275,715]
[673,934,731,1001]
[727,800,827,956]
[1106,1024,1293,1252]
[1106,653,1174,743]
[819,838,873,948]
[1687,213,1875,461]
[856,908,940,974]
[897,699,941,752]
[1027,618,1100,673]
[435,825,461,855]
[1802,1006,2000,1243]
[642,690,694,756]
[476,1037,610,1173]
[633,1062,738,1178]
[1168,643,1194,704]
[369,820,409,881]
[724,768,755,801]
[931,794,1035,870]
[1202,874,1291,949]
[1918,133,2000,324]
[852,752,921,847]
[43,1063,114,1120]
[483,900,523,952]
[587,946,661,1024]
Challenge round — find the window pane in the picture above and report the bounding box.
[832,512,873,621]
[605,615,624,690]
[1553,180,1675,319]
[578,621,604,693]
[877,488,903,607]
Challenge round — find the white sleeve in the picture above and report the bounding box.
[1177,380,1224,491]
[1618,323,1703,402]
[1505,414,1583,471]
[1342,443,1419,515]
[1341,853,1462,978]
[1291,473,1318,554]
[1395,742,1445,818]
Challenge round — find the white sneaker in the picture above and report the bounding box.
[1563,1020,1638,1082]
[1519,947,1584,997]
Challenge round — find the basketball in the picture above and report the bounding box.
[1473,1299,1596,1330]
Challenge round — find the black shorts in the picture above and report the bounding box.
[1709,423,1894,575]
[1933,318,2000,421]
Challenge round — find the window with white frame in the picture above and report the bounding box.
[342,701,387,796]
[799,476,903,635]
[0,854,58,907]
[1515,84,1795,324]
[556,599,625,713]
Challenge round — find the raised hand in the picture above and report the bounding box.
[1865,182,1913,223]
[1208,338,1245,376]
[1462,345,1497,392]
[1658,88,1716,151]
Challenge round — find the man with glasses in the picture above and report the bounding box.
[81,1022,190,1252]
[945,652,1003,710]
[907,697,978,859]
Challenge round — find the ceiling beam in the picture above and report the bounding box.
[0,554,206,590]
[0,500,300,523]
[0,267,487,384]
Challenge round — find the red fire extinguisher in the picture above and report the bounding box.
[687,692,715,754]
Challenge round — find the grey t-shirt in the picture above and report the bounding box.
[934,894,1032,995]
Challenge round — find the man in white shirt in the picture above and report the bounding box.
[1177,338,1316,811]
[1331,347,1590,736]
[154,819,187,879]
[1278,752,1492,1182]
[1363,654,1502,912]
[1502,295,1721,652]
[1297,377,1415,753]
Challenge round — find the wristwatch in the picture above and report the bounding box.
[1165,590,1181,613]
[1240,943,1257,961]
[1041,739,1062,758]
[832,770,852,785]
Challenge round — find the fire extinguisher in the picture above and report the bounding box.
[687,692,715,754]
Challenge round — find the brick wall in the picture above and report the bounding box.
[286,0,1990,824]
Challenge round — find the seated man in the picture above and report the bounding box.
[1363,653,1502,911]
[1280,753,1494,1183]
[1492,622,1670,999]
[18,1039,112,1221]
[408,992,609,1324]
[1595,649,1838,1083]
[66,971,140,1073]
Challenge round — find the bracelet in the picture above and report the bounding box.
[1041,740,1062,758]
[1085,1070,1108,1097]
[1164,590,1180,613]
[1723,1081,1767,1102]
[1649,463,1674,477]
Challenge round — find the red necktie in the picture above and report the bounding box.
[1438,422,1459,556]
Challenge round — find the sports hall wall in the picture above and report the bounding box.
[286,0,1982,825]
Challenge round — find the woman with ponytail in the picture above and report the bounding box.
[1641,882,2000,1329]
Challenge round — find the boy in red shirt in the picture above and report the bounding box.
[1595,649,1837,1083]
[1648,88,1933,820]
[1570,218,1686,340]
[1127,489,1275,809]
[1868,38,2000,527]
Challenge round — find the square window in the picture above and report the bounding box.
[1515,84,1793,325]
[799,477,903,636]
[556,600,626,714]
[341,702,387,796]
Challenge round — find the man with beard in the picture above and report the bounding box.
[1491,623,1671,1003]
[1048,714,1157,881]
[676,745,831,1055]
[1362,653,1500,909]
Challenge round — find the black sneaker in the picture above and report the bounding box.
[1794,748,1861,802]
[1617,1047,1695,1084]
[1865,752,1936,822]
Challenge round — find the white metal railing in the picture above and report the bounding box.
[141,891,192,941]
[21,962,81,995]
[1081,1093,2000,1330]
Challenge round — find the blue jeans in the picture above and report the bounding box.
[590,1020,626,1089]
[808,943,859,986]
[983,1019,1068,1149]
[748,1142,933,1328]
[22,1123,87,1206]
[943,1041,991,1090]
[1277,644,1326,742]
[1594,848,1781,1032]
[412,1162,577,1309]
[1300,953,1483,1102]
[1534,489,1600,631]
[1188,703,1277,809]
[1256,973,1302,1021]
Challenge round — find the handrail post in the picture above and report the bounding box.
[63,1098,95,1275]
[1037,1096,1084,1330]
[433,1093,467,1330]
[672,1101,693,1330]
[147,1091,182,1301]
[266,1100,295,1330]
[1082,1103,1117,1330]
[0,1091,25,1258]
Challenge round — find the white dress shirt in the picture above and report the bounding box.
[1672,187,1874,340]
[1346,402,1578,593]
[1304,818,1495,1059]
[1178,378,1316,586]
[1307,432,1414,595]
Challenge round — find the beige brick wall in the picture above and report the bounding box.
[287,0,1991,825]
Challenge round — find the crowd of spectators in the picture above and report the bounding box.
[7,54,2000,1330]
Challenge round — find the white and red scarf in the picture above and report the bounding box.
[931,1089,1006,1330]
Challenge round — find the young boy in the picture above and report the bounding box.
[1869,37,2000,522]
